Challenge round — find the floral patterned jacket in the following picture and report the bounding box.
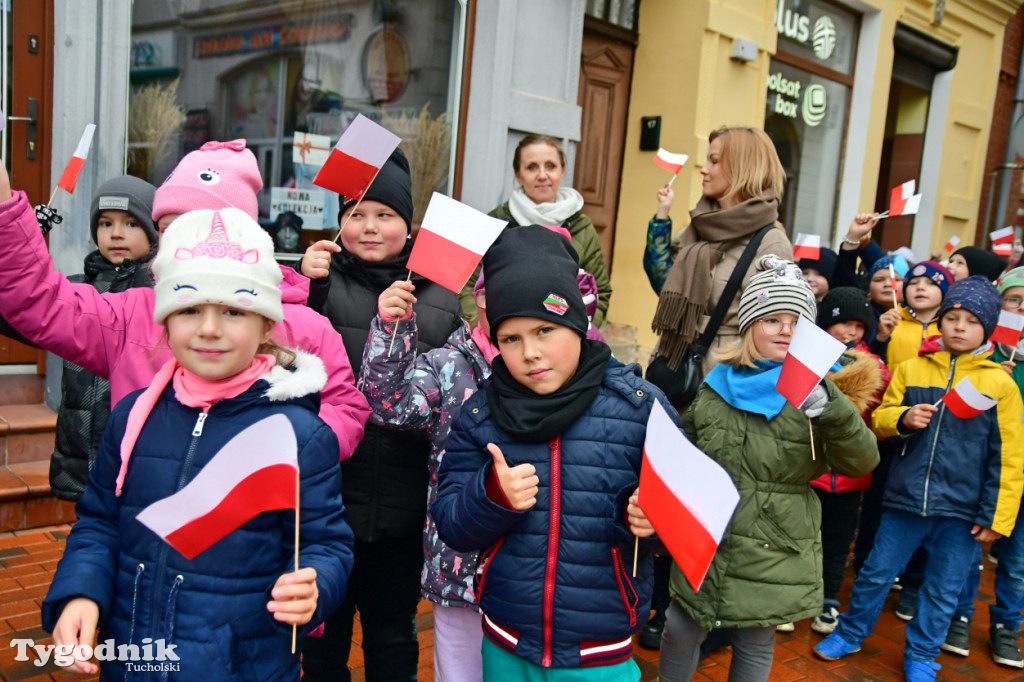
[359,314,492,609]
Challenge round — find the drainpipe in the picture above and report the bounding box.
[991,40,1024,240]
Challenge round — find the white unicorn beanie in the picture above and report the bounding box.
[152,208,283,323]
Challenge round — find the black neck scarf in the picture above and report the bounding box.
[486,339,611,443]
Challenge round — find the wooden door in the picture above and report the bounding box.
[574,28,634,275]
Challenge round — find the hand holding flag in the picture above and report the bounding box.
[777,316,846,410]
[638,401,740,591]
[941,376,998,419]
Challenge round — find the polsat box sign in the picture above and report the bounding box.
[194,16,352,58]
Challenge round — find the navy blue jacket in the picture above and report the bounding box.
[431,358,673,669]
[41,353,354,681]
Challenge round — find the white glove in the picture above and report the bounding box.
[802,384,829,419]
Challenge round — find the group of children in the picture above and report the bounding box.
[0,130,1019,682]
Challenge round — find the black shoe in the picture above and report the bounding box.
[991,623,1024,669]
[638,613,665,649]
[895,596,917,622]
[940,616,971,657]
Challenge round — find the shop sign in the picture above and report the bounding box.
[767,72,827,127]
[194,15,352,59]
[270,187,326,230]
[775,0,837,61]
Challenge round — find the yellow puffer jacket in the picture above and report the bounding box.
[883,304,941,369]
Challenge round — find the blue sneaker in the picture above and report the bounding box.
[813,632,861,661]
[904,659,941,681]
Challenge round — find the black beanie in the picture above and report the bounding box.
[799,247,838,281]
[339,146,414,231]
[951,246,1007,283]
[482,224,589,345]
[90,175,158,246]
[817,286,873,330]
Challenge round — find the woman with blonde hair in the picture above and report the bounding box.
[646,126,794,377]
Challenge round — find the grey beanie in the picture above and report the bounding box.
[737,255,817,334]
[90,175,158,246]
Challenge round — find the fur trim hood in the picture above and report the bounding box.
[828,349,883,414]
[262,349,328,402]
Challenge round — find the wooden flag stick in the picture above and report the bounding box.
[387,271,413,356]
[876,210,890,219]
[808,418,815,461]
[633,535,639,578]
[46,185,60,208]
[889,264,899,310]
[668,173,678,186]
[291,468,300,654]
[332,166,384,244]
[1012,346,1018,363]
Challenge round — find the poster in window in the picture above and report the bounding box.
[361,29,411,103]
[227,60,282,140]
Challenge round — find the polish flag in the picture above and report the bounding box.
[792,233,821,260]
[943,235,961,252]
[991,226,1015,247]
[990,310,1024,346]
[639,401,739,591]
[406,192,507,293]
[136,415,299,560]
[994,242,1014,256]
[777,316,847,409]
[941,377,998,419]
[56,124,96,194]
[653,148,688,174]
[889,180,922,217]
[313,114,401,200]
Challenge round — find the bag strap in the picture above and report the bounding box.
[692,224,774,355]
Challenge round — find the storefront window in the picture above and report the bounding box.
[130,0,465,252]
[767,0,858,240]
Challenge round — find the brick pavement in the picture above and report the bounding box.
[0,526,1021,681]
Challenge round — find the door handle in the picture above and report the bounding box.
[7,98,37,160]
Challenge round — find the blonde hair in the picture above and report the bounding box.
[709,127,786,206]
[713,329,768,369]
[259,339,297,369]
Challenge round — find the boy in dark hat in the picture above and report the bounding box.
[815,275,1024,681]
[947,245,1008,283]
[431,225,674,680]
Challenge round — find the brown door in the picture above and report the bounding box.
[1,1,53,368]
[574,27,634,275]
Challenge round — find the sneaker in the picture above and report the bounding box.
[812,602,840,635]
[940,615,970,656]
[890,576,903,591]
[775,621,794,632]
[813,632,861,661]
[638,611,665,649]
[991,623,1024,669]
[895,597,917,622]
[904,659,941,681]
[988,544,1000,565]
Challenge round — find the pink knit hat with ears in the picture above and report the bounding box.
[152,140,263,222]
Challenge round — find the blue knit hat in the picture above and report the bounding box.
[903,261,953,301]
[869,254,909,279]
[937,275,1003,340]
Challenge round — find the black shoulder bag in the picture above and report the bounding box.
[645,224,774,408]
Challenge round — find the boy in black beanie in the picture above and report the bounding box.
[431,225,676,679]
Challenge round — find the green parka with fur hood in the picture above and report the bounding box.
[670,369,879,630]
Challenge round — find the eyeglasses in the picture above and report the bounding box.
[757,318,797,334]
[1004,296,1024,310]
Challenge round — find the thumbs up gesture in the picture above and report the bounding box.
[488,443,539,511]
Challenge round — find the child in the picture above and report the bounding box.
[814,275,1024,681]
[871,261,953,368]
[297,148,463,682]
[938,266,1024,668]
[51,176,159,501]
[810,287,889,635]
[657,257,877,681]
[946,245,1007,283]
[40,208,354,680]
[799,246,839,301]
[0,143,369,464]
[865,254,909,315]
[431,224,670,680]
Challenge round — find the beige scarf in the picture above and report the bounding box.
[651,194,780,367]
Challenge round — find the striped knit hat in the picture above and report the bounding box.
[738,255,817,334]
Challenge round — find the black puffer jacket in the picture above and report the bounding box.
[50,251,153,501]
[306,242,462,541]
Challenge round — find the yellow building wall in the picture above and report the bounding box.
[609,0,1018,354]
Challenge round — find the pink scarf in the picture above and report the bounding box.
[471,324,499,364]
[114,354,276,496]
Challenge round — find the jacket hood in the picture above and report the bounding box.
[279,265,310,305]
[828,349,883,414]
[262,349,327,403]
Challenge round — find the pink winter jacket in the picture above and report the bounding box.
[0,190,370,461]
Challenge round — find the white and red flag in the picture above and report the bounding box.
[991,226,1015,247]
[994,242,1014,256]
[653,148,688,175]
[941,377,998,419]
[639,401,739,591]
[56,124,96,194]
[777,316,847,409]
[313,114,401,200]
[888,180,922,217]
[406,192,507,293]
[943,235,961,252]
[990,310,1024,346]
[136,414,299,560]
[792,233,821,261]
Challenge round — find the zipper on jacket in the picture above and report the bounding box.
[192,412,207,437]
[922,357,956,516]
[542,436,562,668]
[610,547,638,627]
